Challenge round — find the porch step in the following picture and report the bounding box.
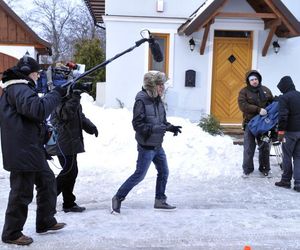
[221,125,244,145]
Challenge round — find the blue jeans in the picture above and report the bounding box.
[281,131,300,187]
[242,126,270,174]
[116,145,169,199]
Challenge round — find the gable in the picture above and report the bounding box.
[178,0,300,38]
[0,0,51,55]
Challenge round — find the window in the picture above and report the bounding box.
[148,33,169,76]
[214,30,252,38]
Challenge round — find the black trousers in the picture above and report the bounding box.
[57,154,78,209]
[2,165,57,241]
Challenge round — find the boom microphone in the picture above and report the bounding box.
[148,36,164,62]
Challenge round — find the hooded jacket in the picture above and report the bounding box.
[47,93,97,156]
[0,67,61,172]
[277,76,300,131]
[238,70,273,125]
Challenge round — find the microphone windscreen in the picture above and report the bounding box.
[149,38,164,62]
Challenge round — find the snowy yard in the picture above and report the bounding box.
[1,94,300,250]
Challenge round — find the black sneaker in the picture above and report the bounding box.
[36,222,66,234]
[63,205,86,213]
[111,195,125,214]
[154,198,176,210]
[294,186,300,192]
[275,180,291,189]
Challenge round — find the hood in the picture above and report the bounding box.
[245,70,262,86]
[1,67,35,88]
[277,76,296,93]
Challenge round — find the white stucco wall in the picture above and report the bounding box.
[106,0,202,19]
[102,0,300,122]
[0,45,36,60]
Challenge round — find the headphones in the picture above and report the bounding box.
[19,56,31,74]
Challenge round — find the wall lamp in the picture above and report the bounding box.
[272,40,280,54]
[189,38,196,52]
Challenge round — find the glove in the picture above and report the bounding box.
[92,126,98,137]
[277,130,285,142]
[152,125,167,134]
[259,108,267,116]
[53,86,67,96]
[53,85,71,97]
[168,125,182,136]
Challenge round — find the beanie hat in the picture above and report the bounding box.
[143,71,167,98]
[17,56,40,75]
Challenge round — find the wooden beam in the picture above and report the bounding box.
[264,0,298,36]
[262,23,278,57]
[265,19,281,30]
[200,21,212,55]
[217,12,277,19]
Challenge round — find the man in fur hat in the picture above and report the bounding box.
[238,70,273,177]
[111,71,182,213]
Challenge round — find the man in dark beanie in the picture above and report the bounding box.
[275,76,300,192]
[111,71,182,214]
[238,70,273,177]
[0,56,68,245]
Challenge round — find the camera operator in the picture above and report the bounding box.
[47,84,98,213]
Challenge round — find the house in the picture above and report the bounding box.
[84,0,300,124]
[0,0,51,78]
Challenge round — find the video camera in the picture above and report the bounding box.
[73,82,93,93]
[36,61,91,94]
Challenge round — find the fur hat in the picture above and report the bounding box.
[17,56,40,75]
[143,71,167,98]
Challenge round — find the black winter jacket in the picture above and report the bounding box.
[277,76,300,131]
[133,89,172,147]
[0,67,61,172]
[48,93,97,156]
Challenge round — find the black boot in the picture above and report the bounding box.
[294,186,300,192]
[63,205,86,213]
[154,198,176,210]
[111,195,125,214]
[275,180,291,189]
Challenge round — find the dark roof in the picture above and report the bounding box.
[178,0,300,38]
[83,0,105,24]
[0,0,52,55]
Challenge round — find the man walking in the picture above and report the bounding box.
[111,71,182,213]
[0,56,67,245]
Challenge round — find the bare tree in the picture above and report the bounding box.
[22,0,77,62]
[3,0,21,9]
[21,0,104,62]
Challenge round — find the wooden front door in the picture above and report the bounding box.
[211,32,252,124]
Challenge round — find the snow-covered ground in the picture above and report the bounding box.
[1,94,300,250]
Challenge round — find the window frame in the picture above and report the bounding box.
[148,33,169,77]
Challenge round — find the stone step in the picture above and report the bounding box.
[221,125,244,145]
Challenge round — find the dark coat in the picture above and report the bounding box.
[277,76,300,131]
[48,93,97,156]
[133,88,172,147]
[238,70,273,125]
[0,67,61,172]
